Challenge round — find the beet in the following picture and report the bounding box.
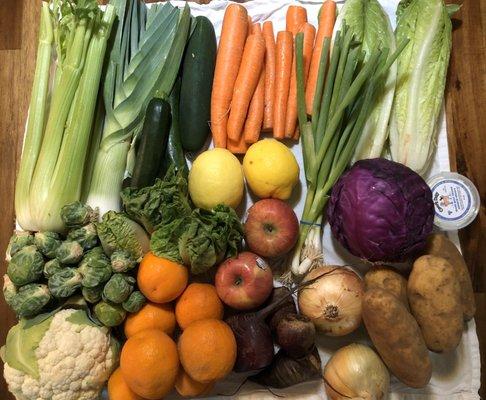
[250,347,322,389]
[276,313,315,358]
[266,286,297,332]
[226,313,274,372]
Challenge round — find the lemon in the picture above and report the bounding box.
[243,139,299,200]
[189,148,244,210]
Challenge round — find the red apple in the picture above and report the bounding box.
[244,199,299,258]
[215,252,273,310]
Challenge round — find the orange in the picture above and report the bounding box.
[124,301,176,338]
[175,369,214,397]
[175,283,224,330]
[138,252,188,303]
[178,319,236,383]
[108,368,145,400]
[120,329,179,400]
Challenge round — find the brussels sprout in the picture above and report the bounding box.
[61,201,98,228]
[94,301,126,327]
[55,241,83,264]
[7,245,44,286]
[110,250,137,273]
[102,274,135,304]
[78,252,112,288]
[43,259,64,278]
[34,231,61,258]
[122,291,146,313]
[48,268,82,298]
[82,285,103,304]
[7,231,34,258]
[9,283,51,317]
[67,223,98,250]
[84,246,105,260]
[3,275,18,307]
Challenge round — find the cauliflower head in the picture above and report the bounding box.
[2,309,118,400]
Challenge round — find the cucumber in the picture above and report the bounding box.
[161,78,188,177]
[131,98,171,188]
[179,16,217,152]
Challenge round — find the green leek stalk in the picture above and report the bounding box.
[14,1,116,232]
[287,31,408,281]
[15,3,53,231]
[85,1,191,215]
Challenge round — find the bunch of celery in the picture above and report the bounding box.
[84,0,191,215]
[15,0,116,232]
[287,27,407,280]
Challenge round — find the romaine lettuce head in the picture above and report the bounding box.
[389,0,454,175]
[335,0,397,162]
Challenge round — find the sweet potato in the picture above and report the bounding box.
[362,288,432,388]
[424,233,475,320]
[364,266,409,310]
[408,255,463,353]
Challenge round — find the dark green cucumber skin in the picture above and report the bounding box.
[179,16,217,152]
[131,98,171,188]
[161,78,188,177]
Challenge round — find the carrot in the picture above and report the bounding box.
[286,6,308,36]
[227,34,266,142]
[227,135,249,154]
[248,16,252,32]
[251,23,262,35]
[305,0,336,115]
[293,126,300,140]
[273,31,293,140]
[284,23,316,138]
[243,66,265,144]
[262,21,276,131]
[210,4,249,148]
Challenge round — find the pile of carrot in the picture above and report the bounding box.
[210,1,336,154]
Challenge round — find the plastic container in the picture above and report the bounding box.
[427,172,480,230]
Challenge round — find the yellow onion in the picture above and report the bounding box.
[323,343,389,400]
[298,266,364,336]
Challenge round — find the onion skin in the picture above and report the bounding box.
[323,343,389,400]
[298,266,364,336]
[276,313,316,358]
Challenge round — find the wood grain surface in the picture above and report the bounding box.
[0,1,484,399]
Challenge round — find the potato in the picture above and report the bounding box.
[364,266,409,310]
[362,288,432,388]
[408,255,463,353]
[424,233,476,320]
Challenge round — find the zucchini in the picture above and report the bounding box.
[161,78,188,177]
[179,16,217,152]
[131,98,171,188]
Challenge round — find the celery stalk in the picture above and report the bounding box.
[15,3,53,231]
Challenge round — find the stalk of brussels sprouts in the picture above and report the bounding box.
[78,252,112,288]
[43,259,64,278]
[110,249,137,273]
[48,268,83,298]
[55,241,84,264]
[122,291,146,313]
[9,283,52,317]
[94,301,126,327]
[34,231,61,258]
[67,223,98,250]
[61,201,98,229]
[103,274,135,304]
[7,231,34,258]
[7,245,44,286]
[82,285,104,303]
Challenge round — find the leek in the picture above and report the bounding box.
[15,1,116,232]
[85,0,191,215]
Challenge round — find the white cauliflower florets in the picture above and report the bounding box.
[4,309,117,400]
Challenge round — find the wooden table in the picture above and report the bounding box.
[0,0,484,398]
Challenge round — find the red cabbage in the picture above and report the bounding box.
[327,158,434,262]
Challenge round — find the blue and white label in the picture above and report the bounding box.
[431,179,472,221]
